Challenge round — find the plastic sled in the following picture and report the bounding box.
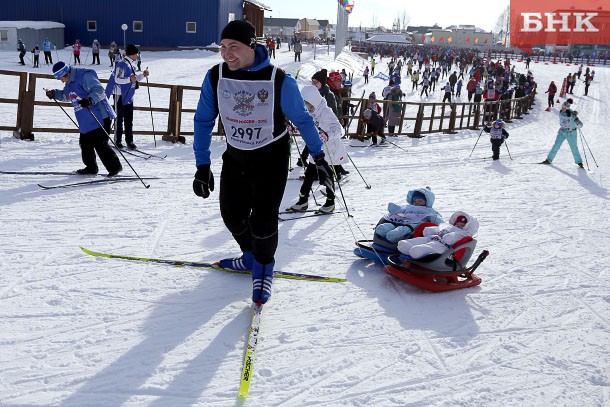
[354,240,398,265]
[384,236,489,292]
[354,221,438,266]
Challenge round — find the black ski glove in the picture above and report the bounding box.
[193,165,214,198]
[313,153,335,191]
[78,97,93,107]
[45,89,56,100]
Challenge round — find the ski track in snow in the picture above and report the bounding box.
[1,43,610,406]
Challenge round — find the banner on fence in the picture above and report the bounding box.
[373,72,389,81]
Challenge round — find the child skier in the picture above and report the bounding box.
[375,187,443,243]
[397,211,479,259]
[287,85,347,214]
[483,119,509,160]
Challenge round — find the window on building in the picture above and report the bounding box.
[133,21,143,32]
[186,22,196,33]
[228,13,235,23]
[87,20,97,31]
[0,30,8,42]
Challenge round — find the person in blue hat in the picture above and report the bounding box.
[46,61,122,176]
[375,187,443,243]
[483,118,510,160]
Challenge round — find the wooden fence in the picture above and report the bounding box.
[1,69,536,142]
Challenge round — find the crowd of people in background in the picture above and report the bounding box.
[16,38,142,70]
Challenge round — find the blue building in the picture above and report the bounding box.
[0,0,269,49]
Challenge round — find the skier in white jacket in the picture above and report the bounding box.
[288,85,348,214]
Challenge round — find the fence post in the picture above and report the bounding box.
[14,72,34,140]
[413,103,424,137]
[444,103,457,134]
[163,85,185,144]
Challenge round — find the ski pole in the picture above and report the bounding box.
[579,130,590,170]
[47,91,149,188]
[322,136,352,218]
[385,139,408,153]
[86,107,150,188]
[468,127,485,158]
[48,94,79,128]
[578,128,598,167]
[83,47,91,65]
[345,151,371,189]
[504,139,513,160]
[144,67,157,148]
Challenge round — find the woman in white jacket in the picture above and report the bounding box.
[287,85,348,214]
[397,211,479,259]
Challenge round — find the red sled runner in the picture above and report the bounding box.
[384,236,489,292]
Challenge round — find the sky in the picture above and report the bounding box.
[0,43,608,406]
[262,0,510,32]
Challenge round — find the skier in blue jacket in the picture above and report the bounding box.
[46,62,122,176]
[541,99,584,168]
[192,20,334,305]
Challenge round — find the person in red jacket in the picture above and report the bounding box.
[545,81,557,109]
[466,77,477,102]
[72,40,81,65]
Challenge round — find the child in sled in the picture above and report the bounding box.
[375,187,443,243]
[397,211,479,259]
[287,85,348,214]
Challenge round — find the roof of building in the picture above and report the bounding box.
[367,34,412,44]
[302,19,320,26]
[263,17,299,27]
[0,21,65,29]
[245,0,272,11]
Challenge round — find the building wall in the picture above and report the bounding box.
[0,0,244,48]
[424,30,494,47]
[0,27,64,53]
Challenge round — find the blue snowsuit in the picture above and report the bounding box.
[546,110,583,165]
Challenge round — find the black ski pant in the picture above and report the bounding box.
[490,138,504,159]
[44,51,52,64]
[80,118,122,173]
[73,54,81,64]
[92,53,100,64]
[219,136,290,265]
[299,162,335,201]
[114,96,134,144]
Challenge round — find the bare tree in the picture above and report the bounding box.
[370,15,379,31]
[400,10,410,32]
[494,6,510,35]
[393,16,401,32]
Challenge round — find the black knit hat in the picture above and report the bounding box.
[125,43,139,56]
[311,69,328,86]
[221,20,257,48]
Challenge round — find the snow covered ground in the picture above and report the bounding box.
[1,42,609,406]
